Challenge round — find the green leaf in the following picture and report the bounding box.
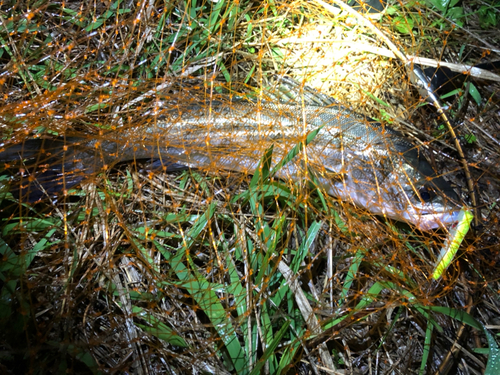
[469,83,482,106]
[0,237,16,274]
[484,331,500,375]
[2,217,58,235]
[249,320,291,375]
[427,305,500,374]
[250,145,274,189]
[393,15,414,34]
[84,102,110,113]
[134,309,188,347]
[426,306,482,330]
[426,0,460,12]
[440,88,462,99]
[479,6,497,29]
[1,228,57,276]
[218,60,231,82]
[446,7,464,27]
[464,134,477,144]
[157,203,249,374]
[323,281,386,331]
[386,5,399,16]
[339,249,364,306]
[419,323,433,375]
[270,124,325,176]
[289,221,322,274]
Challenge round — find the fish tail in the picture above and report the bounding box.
[0,138,93,202]
[0,138,190,202]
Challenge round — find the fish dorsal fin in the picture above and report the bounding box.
[262,76,338,107]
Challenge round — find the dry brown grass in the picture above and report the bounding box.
[0,0,499,374]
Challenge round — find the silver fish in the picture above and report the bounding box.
[0,89,460,230]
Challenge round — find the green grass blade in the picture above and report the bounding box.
[289,220,322,274]
[133,306,188,348]
[249,319,291,375]
[249,144,274,188]
[339,249,365,306]
[155,202,248,374]
[270,124,325,177]
[419,322,433,375]
[323,281,386,331]
[427,305,500,374]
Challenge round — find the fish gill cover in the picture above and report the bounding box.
[0,0,499,374]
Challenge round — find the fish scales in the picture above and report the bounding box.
[0,97,460,230]
[101,98,460,229]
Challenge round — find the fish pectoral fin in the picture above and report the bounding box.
[322,167,346,182]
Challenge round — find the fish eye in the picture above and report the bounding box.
[417,186,435,202]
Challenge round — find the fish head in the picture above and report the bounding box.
[380,153,462,230]
[318,146,461,231]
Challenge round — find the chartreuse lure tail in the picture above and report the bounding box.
[432,207,474,280]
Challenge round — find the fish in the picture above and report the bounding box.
[0,80,460,231]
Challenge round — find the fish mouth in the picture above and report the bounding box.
[377,204,461,231]
[405,207,462,231]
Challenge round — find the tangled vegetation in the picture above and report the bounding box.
[0,0,499,374]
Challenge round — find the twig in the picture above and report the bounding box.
[408,56,500,82]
